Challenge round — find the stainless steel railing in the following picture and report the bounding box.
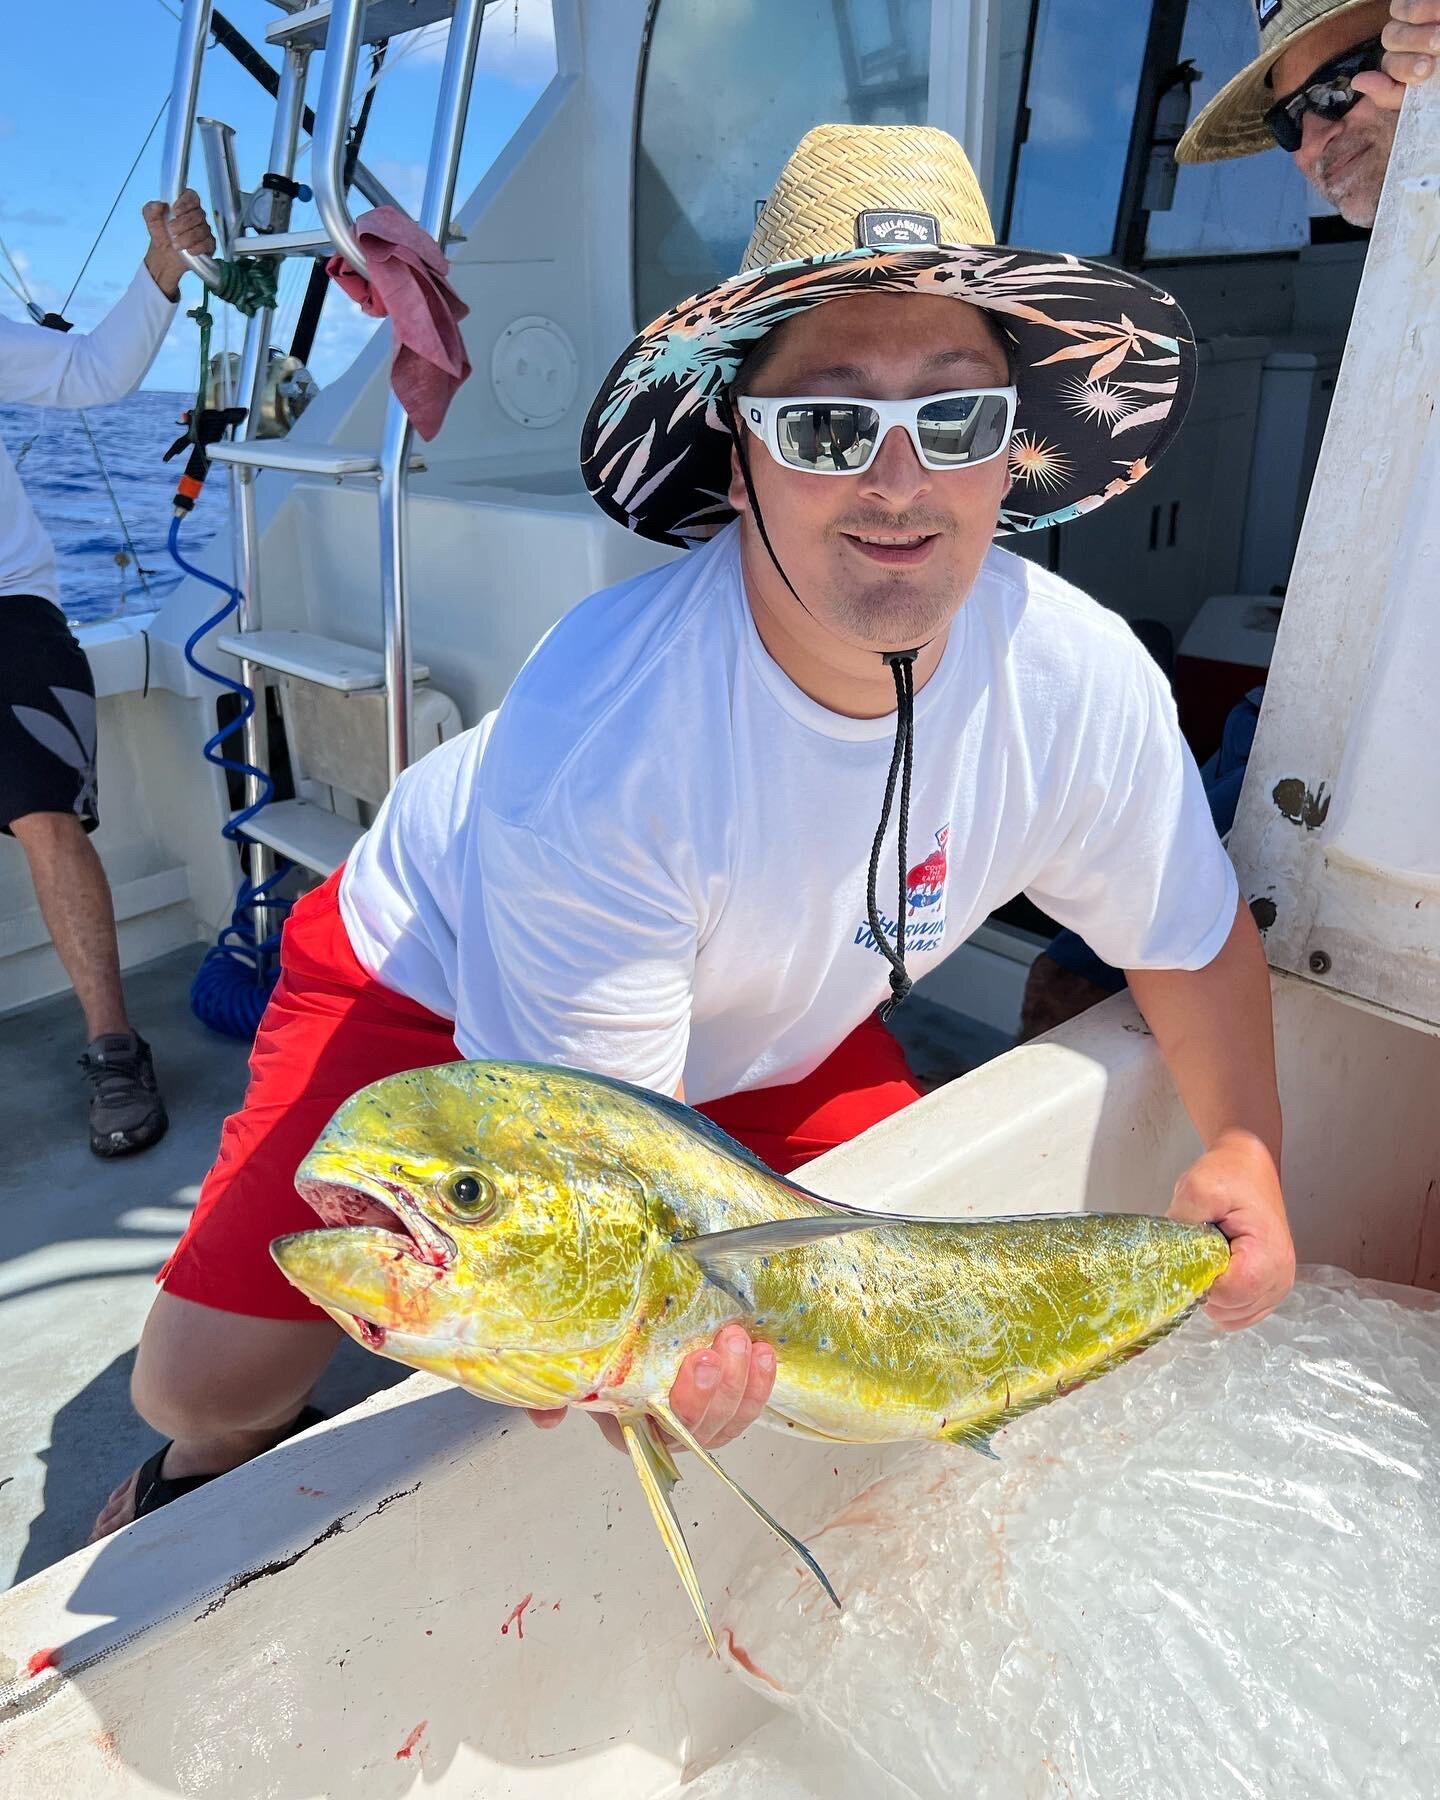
[380,0,485,780]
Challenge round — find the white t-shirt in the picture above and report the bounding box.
[0,265,176,604]
[341,523,1237,1104]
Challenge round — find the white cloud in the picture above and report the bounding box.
[6,246,64,314]
[304,300,384,388]
[396,19,451,66]
[478,0,557,83]
[392,0,556,85]
[371,158,428,214]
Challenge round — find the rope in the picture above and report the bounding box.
[0,267,31,310]
[12,415,46,470]
[209,256,281,317]
[168,513,292,1039]
[61,94,170,317]
[0,233,35,305]
[76,410,153,599]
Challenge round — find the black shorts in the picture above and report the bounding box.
[1,594,99,835]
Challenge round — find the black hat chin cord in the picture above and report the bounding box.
[867,648,917,1018]
[722,392,919,1017]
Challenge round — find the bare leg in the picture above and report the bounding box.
[11,810,128,1039]
[90,1290,341,1541]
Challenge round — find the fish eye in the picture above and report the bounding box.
[442,1170,494,1218]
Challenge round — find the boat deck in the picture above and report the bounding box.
[0,949,1009,1593]
[0,950,416,1592]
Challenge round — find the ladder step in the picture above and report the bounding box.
[209,442,376,478]
[239,798,365,876]
[241,227,336,260]
[207,441,429,478]
[266,0,458,51]
[215,629,430,692]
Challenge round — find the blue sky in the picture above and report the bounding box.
[0,0,554,391]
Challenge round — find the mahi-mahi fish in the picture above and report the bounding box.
[271,1059,1227,1648]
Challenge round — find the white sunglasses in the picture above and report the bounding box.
[737,386,1017,475]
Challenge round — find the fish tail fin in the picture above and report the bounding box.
[619,1412,716,1654]
[652,1401,841,1614]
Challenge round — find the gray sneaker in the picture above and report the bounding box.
[80,1032,169,1158]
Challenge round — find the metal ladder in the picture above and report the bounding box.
[161,0,486,880]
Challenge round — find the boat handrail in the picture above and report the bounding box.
[309,0,372,281]
[158,0,227,291]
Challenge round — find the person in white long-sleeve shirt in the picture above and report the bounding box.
[1,190,214,1156]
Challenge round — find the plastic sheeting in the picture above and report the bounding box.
[681,1272,1440,1800]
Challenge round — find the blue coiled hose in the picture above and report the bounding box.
[169,513,292,1038]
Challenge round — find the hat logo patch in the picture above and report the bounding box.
[856,209,940,250]
[1254,0,1282,24]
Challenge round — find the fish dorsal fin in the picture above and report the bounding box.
[677,1208,1200,1279]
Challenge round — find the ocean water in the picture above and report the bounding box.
[2,389,226,627]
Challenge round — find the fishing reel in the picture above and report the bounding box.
[203,349,320,439]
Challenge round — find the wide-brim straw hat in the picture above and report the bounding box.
[1177,0,1383,163]
[581,123,1197,549]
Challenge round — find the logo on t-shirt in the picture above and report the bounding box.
[905,823,950,910]
[853,823,951,960]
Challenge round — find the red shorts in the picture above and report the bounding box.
[160,869,926,1321]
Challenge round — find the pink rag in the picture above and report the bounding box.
[326,206,471,441]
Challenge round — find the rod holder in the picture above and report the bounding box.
[197,117,244,259]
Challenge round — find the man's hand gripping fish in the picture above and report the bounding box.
[271,1060,1228,1649]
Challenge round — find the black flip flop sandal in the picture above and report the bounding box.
[132,1404,329,1520]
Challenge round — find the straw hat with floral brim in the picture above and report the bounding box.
[1176,0,1385,164]
[581,123,1197,550]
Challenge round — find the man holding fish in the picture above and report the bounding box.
[95,113,1318,1543]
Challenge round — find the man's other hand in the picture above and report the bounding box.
[1168,1129,1295,1331]
[1354,0,1440,107]
[142,190,217,301]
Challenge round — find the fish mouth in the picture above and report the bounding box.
[293,1156,457,1346]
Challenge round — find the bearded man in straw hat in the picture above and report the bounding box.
[1177,0,1440,225]
[94,124,1293,1540]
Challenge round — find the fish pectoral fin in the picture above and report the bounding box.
[652,1402,841,1614]
[618,1412,715,1653]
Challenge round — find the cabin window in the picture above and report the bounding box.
[998,0,1320,263]
[1145,0,1316,257]
[634,0,932,326]
[1000,0,1151,256]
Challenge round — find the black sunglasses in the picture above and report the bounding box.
[1264,36,1385,153]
